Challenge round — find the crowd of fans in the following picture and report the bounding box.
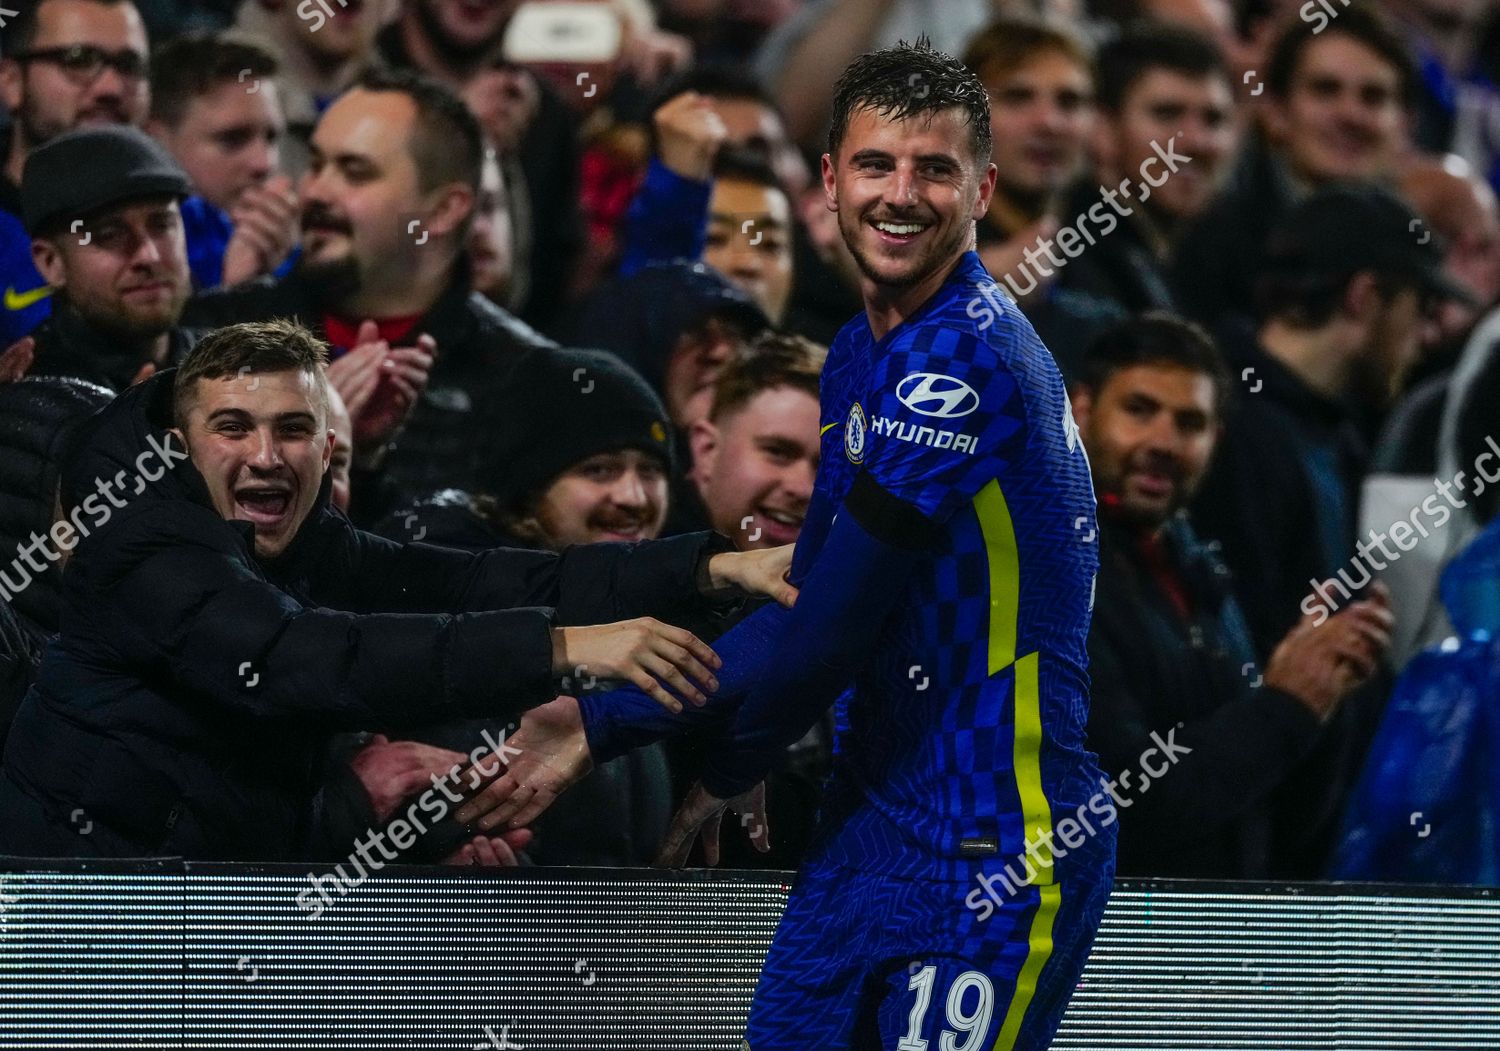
[0,0,1497,883]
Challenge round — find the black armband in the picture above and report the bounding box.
[844,470,944,550]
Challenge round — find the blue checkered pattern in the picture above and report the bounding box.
[742,252,1113,1048]
[803,251,1108,887]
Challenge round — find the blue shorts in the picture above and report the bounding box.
[744,857,1113,1050]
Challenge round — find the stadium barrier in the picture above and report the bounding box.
[0,860,1497,1049]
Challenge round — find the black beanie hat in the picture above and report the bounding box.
[486,347,674,513]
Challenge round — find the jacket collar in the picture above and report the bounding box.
[46,303,194,391]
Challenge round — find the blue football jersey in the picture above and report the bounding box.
[806,251,1109,886]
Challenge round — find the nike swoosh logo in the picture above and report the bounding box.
[4,285,51,311]
[820,422,839,435]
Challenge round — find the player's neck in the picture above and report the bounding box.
[862,253,965,341]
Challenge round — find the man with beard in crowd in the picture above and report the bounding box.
[1071,313,1393,878]
[18,126,197,391]
[1,0,152,343]
[184,68,551,524]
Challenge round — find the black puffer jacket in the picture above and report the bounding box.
[0,372,733,861]
[182,262,558,524]
[26,303,200,393]
[0,376,114,639]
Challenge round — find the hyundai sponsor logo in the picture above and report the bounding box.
[896,373,980,418]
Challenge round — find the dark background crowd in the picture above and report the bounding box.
[0,0,1497,882]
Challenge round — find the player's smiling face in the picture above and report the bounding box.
[823,105,996,294]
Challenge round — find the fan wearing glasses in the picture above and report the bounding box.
[0,0,150,345]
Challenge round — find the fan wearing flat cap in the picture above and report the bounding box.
[17,125,199,392]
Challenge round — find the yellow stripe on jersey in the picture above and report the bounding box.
[973,479,1019,674]
[820,422,839,436]
[976,484,1062,1048]
[1011,651,1053,877]
[993,881,1062,1050]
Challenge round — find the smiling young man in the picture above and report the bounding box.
[1172,5,1415,327]
[686,331,825,551]
[462,39,1114,1050]
[0,319,798,861]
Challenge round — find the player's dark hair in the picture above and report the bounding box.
[352,67,483,194]
[149,33,278,128]
[2,0,134,58]
[1075,312,1231,412]
[1095,20,1227,113]
[1265,4,1414,104]
[828,37,992,164]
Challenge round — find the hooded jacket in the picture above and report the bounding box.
[0,370,731,861]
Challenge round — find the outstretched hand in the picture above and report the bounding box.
[454,695,594,833]
[653,780,769,867]
[707,544,798,608]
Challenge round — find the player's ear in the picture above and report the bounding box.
[972,162,997,220]
[821,153,837,212]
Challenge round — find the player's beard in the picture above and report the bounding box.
[839,205,970,292]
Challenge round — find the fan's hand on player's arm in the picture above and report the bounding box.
[653,780,769,867]
[705,545,799,607]
[552,617,722,712]
[453,695,594,832]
